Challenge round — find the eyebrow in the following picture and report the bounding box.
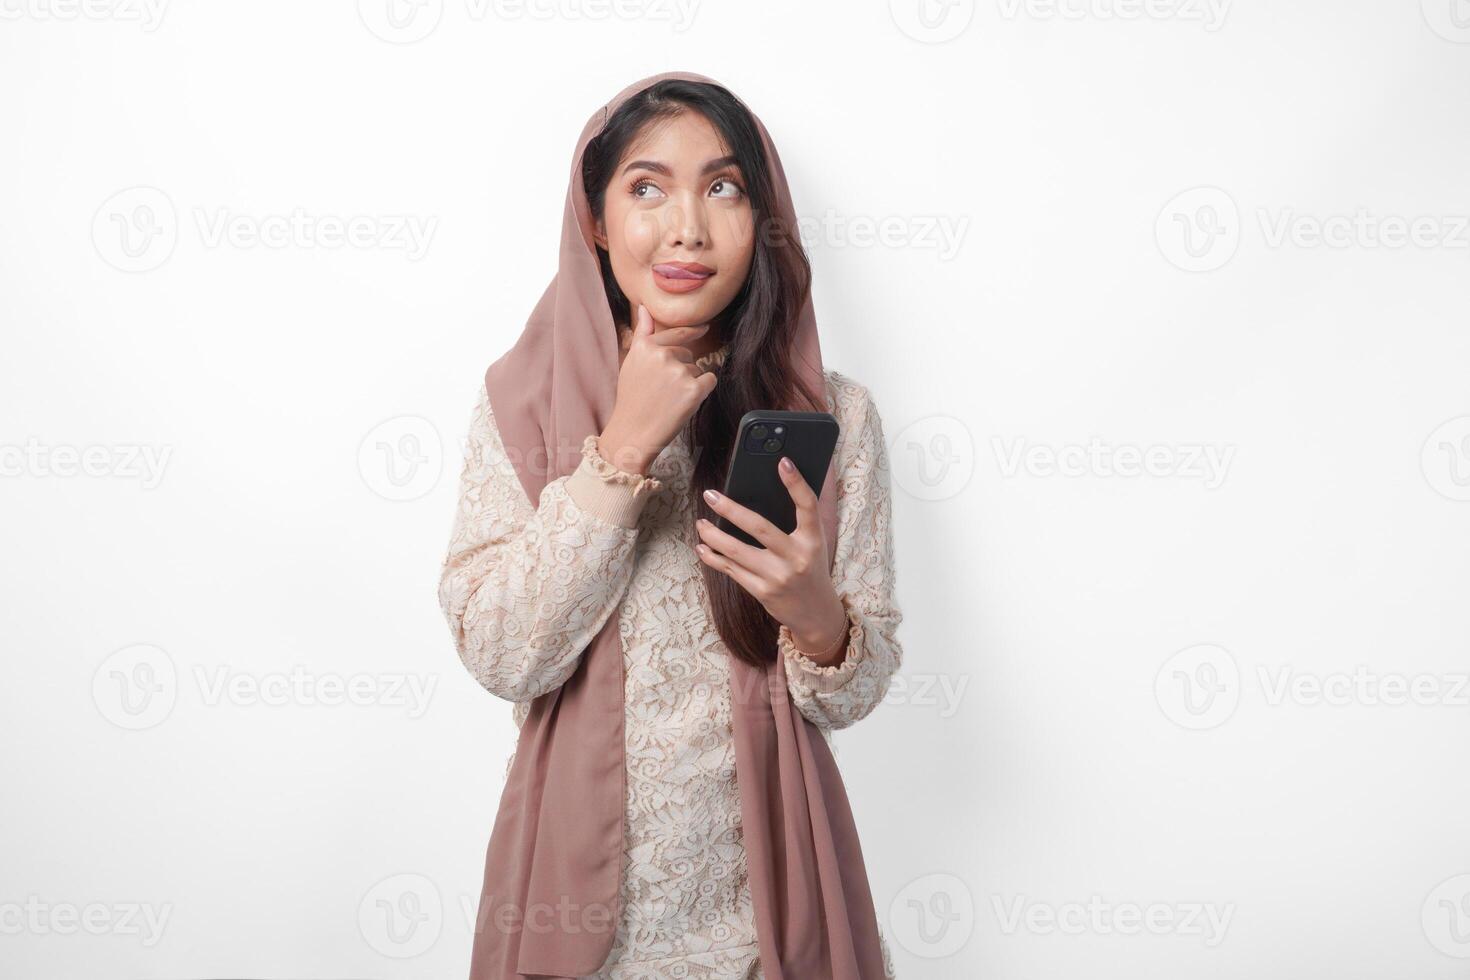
[620,155,741,178]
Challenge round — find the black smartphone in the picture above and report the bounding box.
[713,410,839,548]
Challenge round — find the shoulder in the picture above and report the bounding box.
[821,367,890,475]
[461,383,513,471]
[822,366,881,428]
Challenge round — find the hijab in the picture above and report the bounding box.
[472,70,888,979]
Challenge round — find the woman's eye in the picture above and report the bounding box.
[631,179,664,199]
[711,178,744,199]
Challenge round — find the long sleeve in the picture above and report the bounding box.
[780,377,904,731]
[437,385,665,703]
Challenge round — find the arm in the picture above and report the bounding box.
[437,386,663,703]
[781,381,904,730]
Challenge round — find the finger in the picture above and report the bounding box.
[694,516,776,577]
[702,487,788,553]
[632,303,655,340]
[644,322,711,350]
[694,540,767,598]
[779,457,821,532]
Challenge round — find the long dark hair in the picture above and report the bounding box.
[583,79,824,668]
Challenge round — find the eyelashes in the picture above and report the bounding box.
[629,174,747,200]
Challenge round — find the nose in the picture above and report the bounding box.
[663,192,708,249]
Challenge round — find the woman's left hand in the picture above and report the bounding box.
[694,457,849,662]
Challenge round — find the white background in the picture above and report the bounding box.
[3,0,1470,977]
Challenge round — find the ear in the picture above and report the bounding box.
[593,216,607,250]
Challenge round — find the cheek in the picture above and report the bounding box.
[608,202,660,265]
[717,209,756,277]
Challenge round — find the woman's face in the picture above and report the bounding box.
[594,110,755,332]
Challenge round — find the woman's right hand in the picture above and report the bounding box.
[597,303,720,475]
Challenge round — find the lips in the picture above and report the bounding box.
[652,262,714,280]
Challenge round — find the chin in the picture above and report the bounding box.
[642,294,719,328]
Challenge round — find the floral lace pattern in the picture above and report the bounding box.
[438,362,902,978]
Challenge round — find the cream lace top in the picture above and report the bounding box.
[438,347,902,979]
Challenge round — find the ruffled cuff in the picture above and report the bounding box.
[780,594,867,695]
[564,434,665,528]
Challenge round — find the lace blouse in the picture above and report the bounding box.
[438,347,902,979]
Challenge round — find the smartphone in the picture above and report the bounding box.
[713,410,839,548]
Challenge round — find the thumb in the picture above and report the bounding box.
[632,303,655,341]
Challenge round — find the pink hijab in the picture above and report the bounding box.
[471,70,887,979]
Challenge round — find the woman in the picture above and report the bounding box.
[437,71,903,979]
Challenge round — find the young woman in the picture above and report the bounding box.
[438,71,903,980]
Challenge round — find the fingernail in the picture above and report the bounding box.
[704,489,720,503]
[779,457,794,472]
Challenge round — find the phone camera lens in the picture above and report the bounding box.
[763,438,781,453]
[750,424,769,440]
